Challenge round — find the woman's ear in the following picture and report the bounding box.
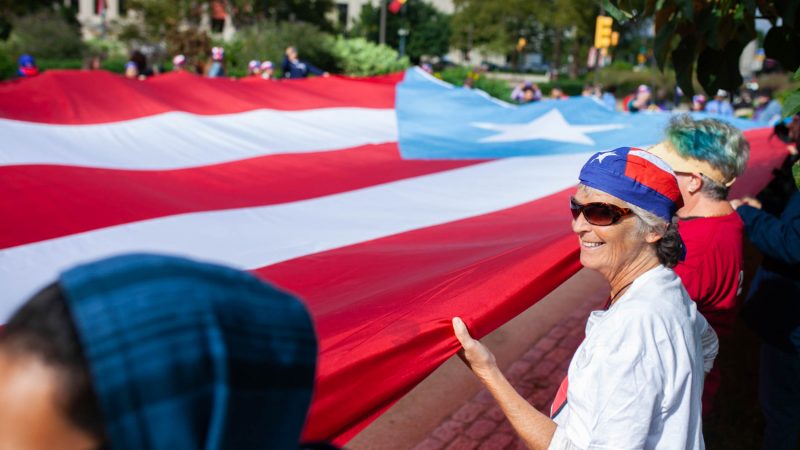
[644,225,667,244]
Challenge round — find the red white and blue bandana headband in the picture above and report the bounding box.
[579,147,683,222]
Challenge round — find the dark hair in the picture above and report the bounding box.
[0,283,106,442]
[655,218,683,268]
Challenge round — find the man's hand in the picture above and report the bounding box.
[731,196,762,210]
[452,317,498,381]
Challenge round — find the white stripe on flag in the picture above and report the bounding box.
[0,108,397,169]
[0,151,591,319]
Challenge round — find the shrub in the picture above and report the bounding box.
[540,80,585,97]
[0,46,15,79]
[593,67,680,97]
[84,38,129,59]
[330,37,409,76]
[4,10,84,60]
[439,66,512,100]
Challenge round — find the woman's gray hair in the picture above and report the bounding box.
[627,203,682,268]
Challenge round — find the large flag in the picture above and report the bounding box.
[0,68,787,443]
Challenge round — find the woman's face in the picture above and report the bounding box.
[0,351,100,450]
[571,187,656,281]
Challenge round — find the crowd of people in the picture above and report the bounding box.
[12,44,329,82]
[508,77,788,126]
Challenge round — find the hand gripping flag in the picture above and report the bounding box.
[0,68,787,444]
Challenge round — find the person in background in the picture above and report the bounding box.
[627,84,651,112]
[753,88,784,125]
[210,0,227,34]
[453,148,718,449]
[124,61,139,79]
[733,89,755,118]
[281,46,329,79]
[247,59,261,77]
[705,89,734,116]
[648,115,750,416]
[0,253,319,450]
[260,60,274,79]
[85,55,102,70]
[731,175,800,450]
[691,94,706,112]
[549,86,567,100]
[601,85,617,110]
[511,82,542,103]
[172,54,187,72]
[17,54,39,78]
[206,46,226,78]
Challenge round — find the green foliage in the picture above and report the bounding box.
[594,67,679,97]
[0,0,78,40]
[540,80,586,96]
[84,38,128,59]
[330,37,409,76]
[439,66,512,100]
[783,68,800,117]
[450,0,538,55]
[3,9,84,60]
[602,0,799,100]
[223,21,337,77]
[0,46,13,79]
[351,0,450,63]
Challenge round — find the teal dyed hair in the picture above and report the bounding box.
[665,115,750,182]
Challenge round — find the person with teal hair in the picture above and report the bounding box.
[649,115,750,416]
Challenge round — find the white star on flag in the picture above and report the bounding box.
[592,150,618,163]
[471,109,626,145]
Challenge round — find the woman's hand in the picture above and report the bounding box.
[452,317,498,381]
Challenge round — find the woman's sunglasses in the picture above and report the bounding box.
[569,196,633,226]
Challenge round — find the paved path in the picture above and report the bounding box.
[410,296,597,450]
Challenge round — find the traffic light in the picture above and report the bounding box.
[594,16,613,49]
[516,37,527,52]
[611,31,620,47]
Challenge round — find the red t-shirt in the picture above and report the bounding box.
[674,212,744,338]
[674,212,744,416]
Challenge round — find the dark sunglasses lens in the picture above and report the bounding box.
[569,198,581,220]
[582,203,617,225]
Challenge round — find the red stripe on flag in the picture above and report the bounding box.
[255,188,583,443]
[731,128,789,198]
[0,71,403,124]
[0,144,483,249]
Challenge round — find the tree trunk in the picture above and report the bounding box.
[569,36,580,79]
[552,28,562,79]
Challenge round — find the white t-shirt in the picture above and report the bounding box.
[549,265,718,450]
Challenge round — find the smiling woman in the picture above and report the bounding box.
[453,147,719,450]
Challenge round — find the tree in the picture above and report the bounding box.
[449,0,596,77]
[0,0,78,40]
[231,0,335,31]
[602,0,800,101]
[351,0,450,63]
[450,0,540,59]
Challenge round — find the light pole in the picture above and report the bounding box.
[398,27,409,57]
[379,0,387,45]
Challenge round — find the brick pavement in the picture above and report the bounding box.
[411,296,600,450]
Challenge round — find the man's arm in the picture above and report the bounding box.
[737,191,800,265]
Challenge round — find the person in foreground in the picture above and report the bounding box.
[648,115,749,415]
[0,253,317,450]
[453,148,719,449]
